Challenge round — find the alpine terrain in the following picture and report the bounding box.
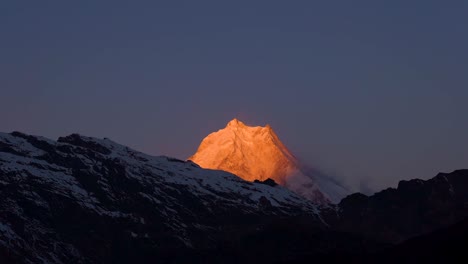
[1,131,468,263]
[0,132,324,263]
[189,119,349,204]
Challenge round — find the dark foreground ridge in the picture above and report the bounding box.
[1,131,468,263]
[326,169,468,243]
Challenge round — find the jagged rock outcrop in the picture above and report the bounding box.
[254,178,278,187]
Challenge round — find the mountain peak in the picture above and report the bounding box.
[227,118,245,127]
[190,119,293,183]
[189,119,349,204]
[225,119,275,137]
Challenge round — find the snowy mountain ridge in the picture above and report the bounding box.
[0,131,323,263]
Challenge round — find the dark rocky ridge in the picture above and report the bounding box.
[0,132,323,263]
[324,169,468,243]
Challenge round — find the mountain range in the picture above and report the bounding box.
[1,130,467,263]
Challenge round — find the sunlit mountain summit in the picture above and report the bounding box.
[189,118,349,204]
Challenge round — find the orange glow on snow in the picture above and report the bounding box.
[188,118,298,185]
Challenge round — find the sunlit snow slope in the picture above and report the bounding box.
[189,119,349,203]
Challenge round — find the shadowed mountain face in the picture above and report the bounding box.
[325,169,468,243]
[372,216,468,264]
[0,132,324,263]
[273,216,468,264]
[189,119,349,204]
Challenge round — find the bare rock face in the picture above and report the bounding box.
[189,119,349,204]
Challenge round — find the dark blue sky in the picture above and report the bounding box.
[1,1,467,192]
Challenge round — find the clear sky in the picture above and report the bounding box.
[1,1,467,193]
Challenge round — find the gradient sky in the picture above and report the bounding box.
[1,1,467,193]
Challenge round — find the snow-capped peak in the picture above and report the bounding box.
[189,119,350,204]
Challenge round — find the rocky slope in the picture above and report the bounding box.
[372,216,468,263]
[189,119,349,204]
[0,132,323,263]
[326,169,468,243]
[276,216,468,264]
